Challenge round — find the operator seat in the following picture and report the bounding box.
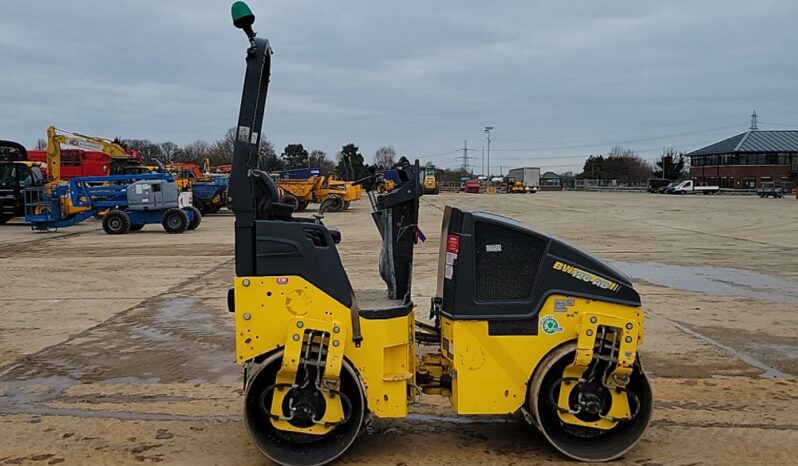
[250,168,341,243]
[250,169,294,220]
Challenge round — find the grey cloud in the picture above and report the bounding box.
[1,1,796,171]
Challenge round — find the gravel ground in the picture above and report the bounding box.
[0,191,796,465]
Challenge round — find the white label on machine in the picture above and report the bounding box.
[135,184,143,194]
[485,244,502,252]
[250,131,259,144]
[141,198,149,203]
[445,252,456,265]
[178,191,193,209]
[238,126,250,142]
[444,264,453,279]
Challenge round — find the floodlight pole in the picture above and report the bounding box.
[484,126,493,178]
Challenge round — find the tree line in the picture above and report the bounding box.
[115,129,410,181]
[577,146,689,183]
[418,146,690,185]
[48,128,690,185]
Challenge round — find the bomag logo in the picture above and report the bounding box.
[552,261,620,292]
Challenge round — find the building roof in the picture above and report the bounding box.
[541,171,561,178]
[688,130,798,156]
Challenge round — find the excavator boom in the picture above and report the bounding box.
[45,126,139,181]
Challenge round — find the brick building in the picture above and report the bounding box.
[687,130,798,189]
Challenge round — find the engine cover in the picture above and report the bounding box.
[126,179,180,211]
[436,206,640,321]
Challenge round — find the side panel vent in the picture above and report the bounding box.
[256,239,300,257]
[474,221,546,301]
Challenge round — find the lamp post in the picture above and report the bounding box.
[484,126,493,178]
[481,146,484,178]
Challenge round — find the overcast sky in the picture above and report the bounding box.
[2,1,796,173]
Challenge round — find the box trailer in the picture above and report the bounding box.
[507,167,540,192]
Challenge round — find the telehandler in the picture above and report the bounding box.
[227,3,652,465]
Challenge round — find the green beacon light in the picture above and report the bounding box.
[231,1,256,39]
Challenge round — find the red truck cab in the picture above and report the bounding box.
[464,178,481,193]
[28,149,109,179]
[27,149,143,180]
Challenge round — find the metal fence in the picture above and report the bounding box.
[438,181,463,192]
[572,179,647,192]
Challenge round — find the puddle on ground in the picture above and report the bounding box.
[609,261,798,304]
[0,292,239,418]
[668,321,791,378]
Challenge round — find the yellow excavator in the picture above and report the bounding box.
[38,127,148,218]
[44,126,142,182]
[227,4,652,465]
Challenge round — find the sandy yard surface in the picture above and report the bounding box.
[1,191,796,465]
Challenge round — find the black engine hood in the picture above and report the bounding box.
[438,207,641,321]
[538,235,640,307]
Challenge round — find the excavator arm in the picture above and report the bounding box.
[45,126,136,181]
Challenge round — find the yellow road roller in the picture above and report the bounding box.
[227,3,652,464]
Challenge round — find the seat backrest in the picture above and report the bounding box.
[250,169,294,220]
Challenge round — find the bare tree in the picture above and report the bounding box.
[180,140,212,164]
[35,138,47,150]
[99,128,280,171]
[120,139,163,164]
[309,150,336,175]
[373,145,397,168]
[257,138,283,171]
[159,142,181,163]
[205,128,236,166]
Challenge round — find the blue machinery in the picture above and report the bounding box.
[192,176,230,214]
[24,173,199,233]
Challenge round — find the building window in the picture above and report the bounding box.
[743,178,755,189]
